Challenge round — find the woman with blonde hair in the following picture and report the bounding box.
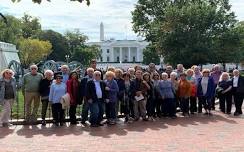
[0,69,16,127]
[217,72,232,114]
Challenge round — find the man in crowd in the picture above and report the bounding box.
[23,64,43,124]
[86,71,106,127]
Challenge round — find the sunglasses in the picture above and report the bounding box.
[31,68,37,70]
[56,77,62,80]
[5,72,12,75]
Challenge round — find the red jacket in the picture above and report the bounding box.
[66,79,80,105]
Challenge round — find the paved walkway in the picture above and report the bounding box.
[1,111,244,152]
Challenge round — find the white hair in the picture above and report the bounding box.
[86,68,94,73]
[30,64,38,70]
[128,67,135,72]
[61,65,69,70]
[44,70,54,77]
[94,71,101,76]
[170,72,177,77]
[219,72,230,81]
[161,72,168,78]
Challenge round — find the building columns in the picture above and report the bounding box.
[119,47,122,62]
[128,47,131,62]
[136,48,140,62]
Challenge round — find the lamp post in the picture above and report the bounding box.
[65,54,70,63]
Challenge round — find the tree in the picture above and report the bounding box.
[143,44,160,65]
[20,14,41,38]
[18,38,52,67]
[64,29,88,57]
[0,15,22,44]
[11,0,90,5]
[35,30,69,61]
[71,45,100,66]
[132,0,238,67]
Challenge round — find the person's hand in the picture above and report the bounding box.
[222,91,226,94]
[142,81,147,84]
[105,99,110,103]
[136,91,142,97]
[105,87,110,91]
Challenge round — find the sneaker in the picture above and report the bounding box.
[142,118,149,121]
[41,120,46,126]
[208,113,213,116]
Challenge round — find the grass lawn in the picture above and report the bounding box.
[0,91,83,120]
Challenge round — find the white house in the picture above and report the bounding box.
[87,22,149,63]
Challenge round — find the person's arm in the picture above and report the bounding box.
[49,84,54,103]
[109,80,119,93]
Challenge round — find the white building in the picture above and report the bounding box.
[0,41,20,71]
[87,22,149,63]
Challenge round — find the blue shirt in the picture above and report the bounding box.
[62,73,69,84]
[94,80,102,99]
[49,82,66,104]
[159,80,175,99]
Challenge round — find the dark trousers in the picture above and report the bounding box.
[147,97,156,117]
[97,101,105,123]
[89,102,99,125]
[190,96,197,113]
[164,98,176,117]
[233,92,244,114]
[41,99,49,120]
[51,103,64,124]
[121,97,131,116]
[81,100,89,123]
[156,99,163,117]
[105,102,116,120]
[180,98,190,114]
[69,105,77,123]
[219,93,232,113]
[199,96,212,111]
[211,84,217,109]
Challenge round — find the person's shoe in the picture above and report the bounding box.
[90,124,99,127]
[191,112,194,115]
[226,112,231,115]
[2,123,12,127]
[70,121,77,125]
[208,113,213,116]
[41,120,46,126]
[124,117,129,123]
[198,111,202,114]
[98,123,104,126]
[60,122,64,126]
[142,118,149,121]
[54,122,59,127]
[204,112,209,115]
[171,115,177,119]
[234,112,240,116]
[134,118,139,121]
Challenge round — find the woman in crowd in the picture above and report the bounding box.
[127,67,136,79]
[197,69,215,115]
[122,72,133,122]
[104,71,119,125]
[217,72,232,114]
[49,74,66,126]
[66,71,80,125]
[142,72,153,120]
[177,73,191,116]
[39,70,53,126]
[170,72,179,110]
[152,72,161,118]
[159,73,177,118]
[0,69,16,127]
[114,68,125,117]
[186,69,197,114]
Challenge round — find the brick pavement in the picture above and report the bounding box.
[1,111,244,152]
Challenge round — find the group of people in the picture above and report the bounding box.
[0,59,244,127]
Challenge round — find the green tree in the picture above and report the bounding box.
[11,0,90,5]
[0,15,22,44]
[132,0,238,67]
[18,38,52,67]
[64,29,88,57]
[35,30,69,61]
[143,44,160,65]
[21,14,41,38]
[71,45,100,66]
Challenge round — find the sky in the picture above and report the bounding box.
[0,0,244,42]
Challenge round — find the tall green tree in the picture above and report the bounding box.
[21,14,41,38]
[36,30,69,61]
[64,29,88,57]
[132,0,238,67]
[143,44,160,65]
[0,15,22,44]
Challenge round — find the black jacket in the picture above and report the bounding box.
[86,80,107,102]
[232,76,244,94]
[39,78,52,97]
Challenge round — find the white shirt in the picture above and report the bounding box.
[233,76,239,87]
[201,77,209,95]
[94,80,102,99]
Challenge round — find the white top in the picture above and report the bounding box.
[201,77,209,95]
[233,76,239,87]
[94,80,102,99]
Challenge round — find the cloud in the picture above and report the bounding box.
[0,0,243,42]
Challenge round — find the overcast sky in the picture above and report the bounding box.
[1,0,244,42]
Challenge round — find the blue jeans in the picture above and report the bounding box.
[105,102,116,120]
[89,102,99,125]
[97,100,105,123]
[81,100,89,123]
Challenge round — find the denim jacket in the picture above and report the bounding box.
[0,77,17,103]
